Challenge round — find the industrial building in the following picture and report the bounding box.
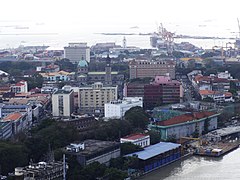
[104,97,143,119]
[126,142,181,173]
[64,139,120,166]
[52,89,74,117]
[149,111,219,140]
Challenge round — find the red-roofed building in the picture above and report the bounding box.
[199,90,234,102]
[1,112,28,136]
[10,80,28,93]
[120,133,150,147]
[150,111,219,140]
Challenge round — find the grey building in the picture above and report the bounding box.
[64,43,90,64]
[0,121,12,139]
[64,139,120,166]
[52,90,74,117]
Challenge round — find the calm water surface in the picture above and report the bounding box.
[140,147,240,180]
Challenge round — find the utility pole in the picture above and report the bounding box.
[63,154,66,180]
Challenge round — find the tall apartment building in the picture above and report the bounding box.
[79,82,118,114]
[129,59,176,79]
[64,43,90,63]
[52,90,74,117]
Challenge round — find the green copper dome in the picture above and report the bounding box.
[78,57,88,67]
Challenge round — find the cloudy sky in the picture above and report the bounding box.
[0,0,239,48]
[0,0,239,36]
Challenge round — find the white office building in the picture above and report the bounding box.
[120,133,150,148]
[52,90,74,117]
[64,43,90,63]
[104,97,143,119]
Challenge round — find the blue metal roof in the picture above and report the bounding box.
[2,105,28,109]
[126,142,181,160]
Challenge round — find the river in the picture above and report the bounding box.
[140,147,240,180]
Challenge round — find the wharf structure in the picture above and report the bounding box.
[126,142,181,173]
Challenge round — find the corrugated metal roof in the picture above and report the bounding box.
[126,142,181,160]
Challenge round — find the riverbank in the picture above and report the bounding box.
[140,147,240,180]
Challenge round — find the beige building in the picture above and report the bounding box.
[129,59,176,79]
[79,82,118,114]
[52,90,74,117]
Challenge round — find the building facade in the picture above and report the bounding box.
[52,90,74,117]
[150,112,219,140]
[129,59,176,79]
[64,43,90,63]
[78,82,118,114]
[126,142,181,173]
[64,140,120,166]
[120,133,150,148]
[125,76,182,109]
[104,97,143,119]
[10,80,28,93]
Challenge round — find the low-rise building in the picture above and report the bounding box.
[126,142,181,173]
[12,161,63,180]
[1,112,28,135]
[199,90,234,102]
[10,80,28,93]
[120,133,150,148]
[0,121,12,139]
[150,111,219,140]
[40,70,74,82]
[64,139,120,166]
[0,104,32,125]
[104,97,143,119]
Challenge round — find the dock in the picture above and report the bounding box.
[194,140,240,157]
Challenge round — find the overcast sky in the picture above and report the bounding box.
[0,0,240,37]
[0,0,240,50]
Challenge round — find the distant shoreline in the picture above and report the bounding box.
[97,32,235,40]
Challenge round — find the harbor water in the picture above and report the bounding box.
[140,147,240,180]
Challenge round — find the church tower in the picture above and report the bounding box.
[105,54,112,85]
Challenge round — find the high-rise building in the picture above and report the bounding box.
[125,76,182,109]
[129,59,176,79]
[78,82,118,114]
[52,90,74,117]
[64,43,90,64]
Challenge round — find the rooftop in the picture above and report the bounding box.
[121,133,149,140]
[53,89,72,94]
[207,126,240,137]
[2,112,23,121]
[64,139,119,156]
[126,142,181,160]
[88,71,118,75]
[156,111,217,127]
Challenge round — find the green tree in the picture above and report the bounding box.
[104,167,128,180]
[120,142,143,155]
[147,130,161,145]
[0,142,29,175]
[55,58,76,72]
[124,106,149,130]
